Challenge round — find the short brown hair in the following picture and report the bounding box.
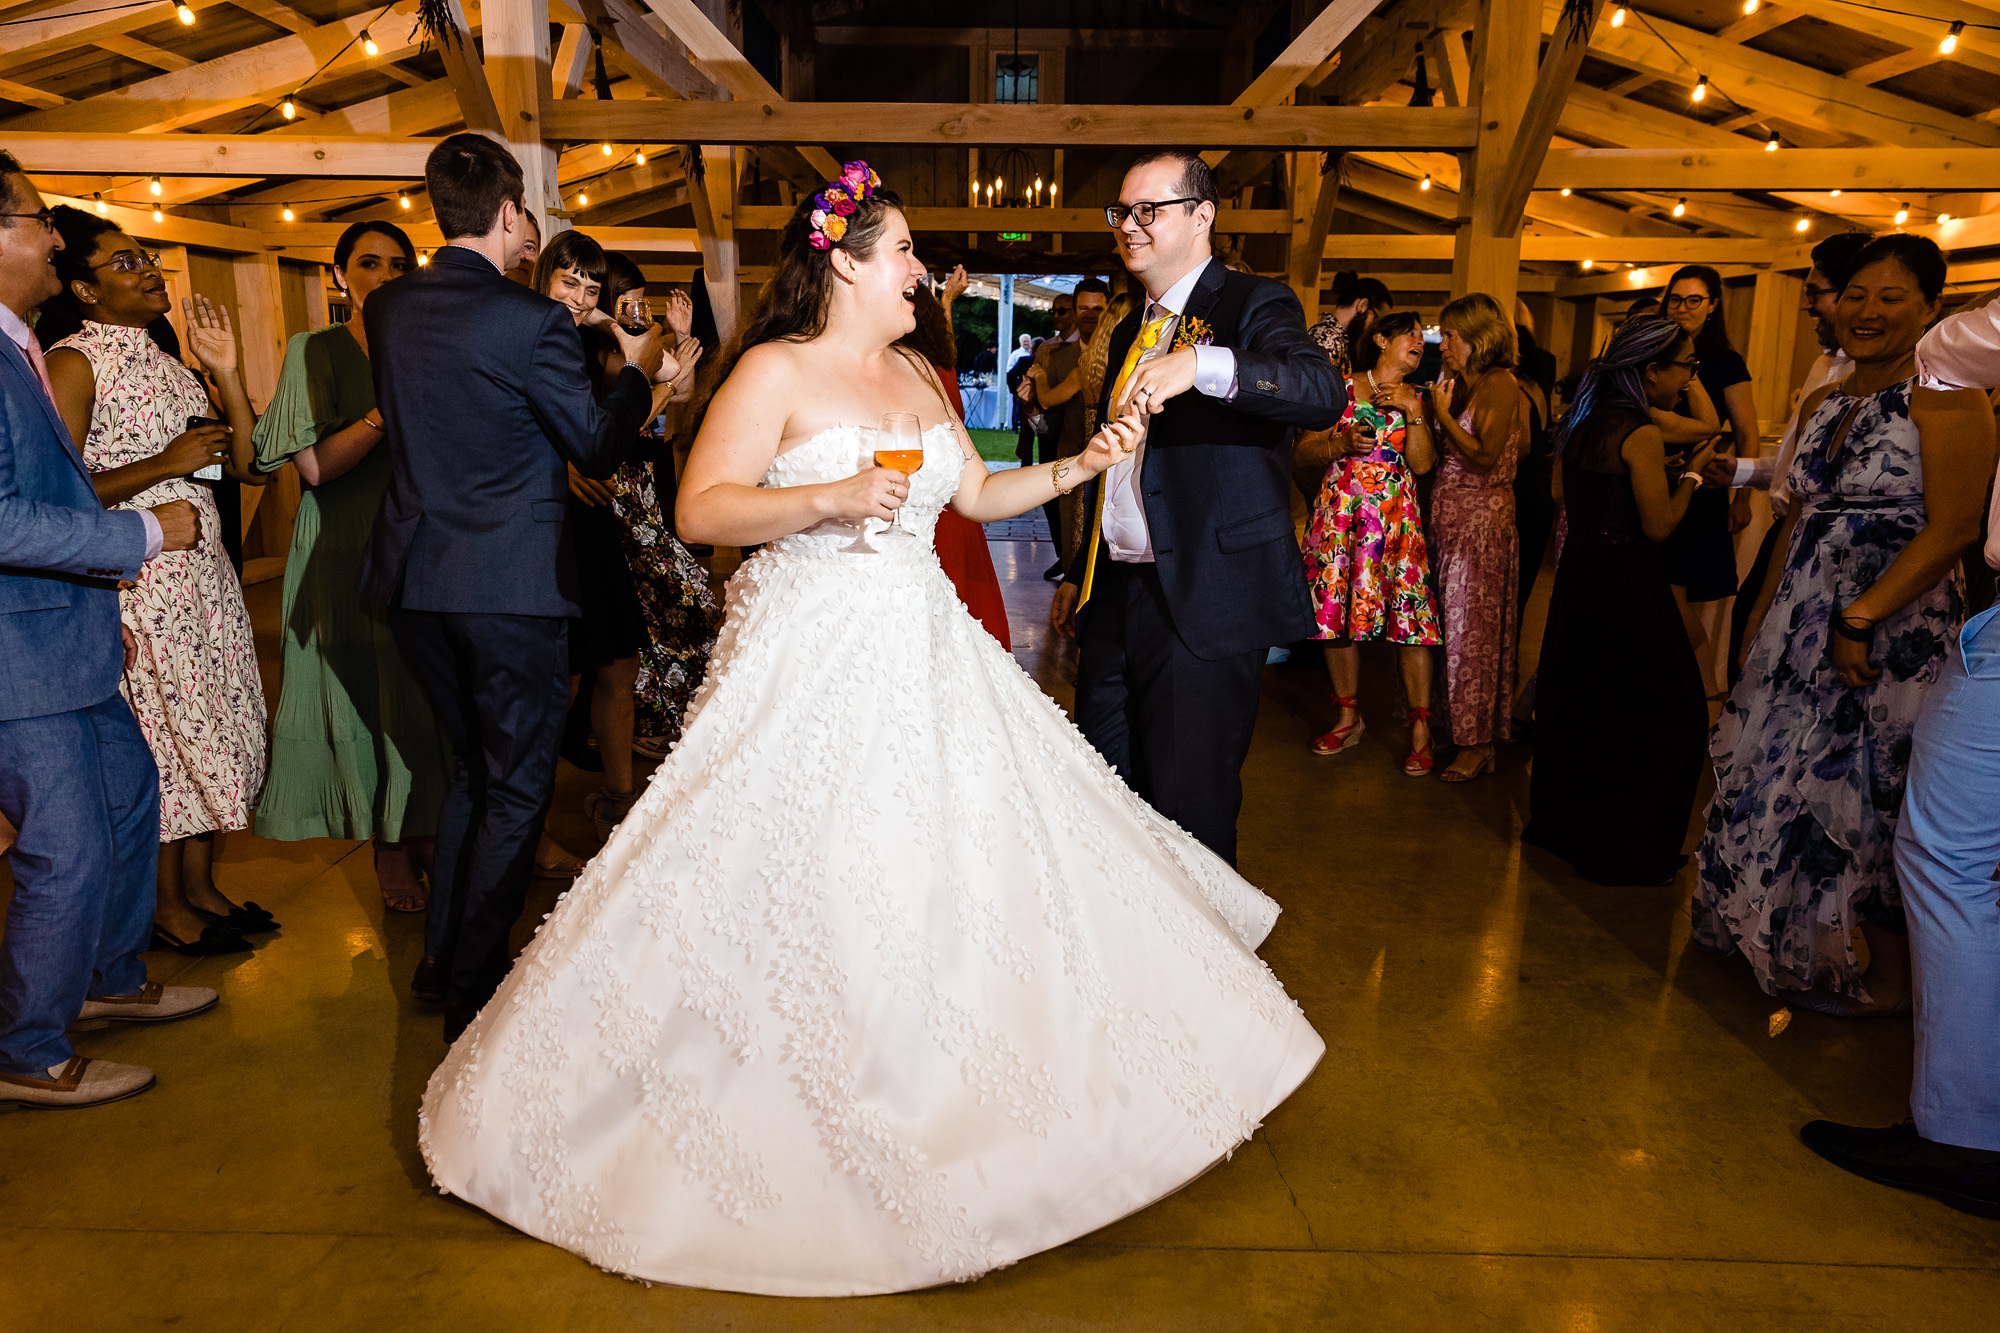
[427,133,525,240]
[1439,292,1517,376]
[1124,149,1218,212]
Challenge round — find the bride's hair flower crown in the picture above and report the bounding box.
[808,161,883,251]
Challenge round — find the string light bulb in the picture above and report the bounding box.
[417,250,429,266]
[281,97,296,120]
[1691,75,1709,104]
[1560,187,1572,196]
[634,149,646,166]
[1939,212,1953,225]
[176,3,194,23]
[1795,216,1811,233]
[152,206,163,223]
[398,190,411,210]
[1742,0,1758,12]
[1672,197,1686,217]
[1419,173,1433,191]
[1942,21,1964,56]
[576,191,588,207]
[1581,258,1595,271]
[601,141,613,157]
[93,192,107,215]
[361,28,378,57]
[1765,130,1781,151]
[1895,202,1910,225]
[149,175,162,196]
[281,204,295,222]
[1611,6,1626,27]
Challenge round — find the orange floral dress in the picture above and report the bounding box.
[1301,376,1440,646]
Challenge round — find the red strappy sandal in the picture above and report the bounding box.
[1403,706,1434,777]
[1311,695,1366,756]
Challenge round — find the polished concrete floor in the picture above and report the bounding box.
[4,539,1997,1331]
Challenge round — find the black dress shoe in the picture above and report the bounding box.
[1042,560,1066,582]
[1800,1120,2000,1219]
[193,901,279,935]
[411,955,447,1004]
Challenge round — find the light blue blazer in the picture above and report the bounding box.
[0,332,148,721]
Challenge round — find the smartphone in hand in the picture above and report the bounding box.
[186,415,225,481]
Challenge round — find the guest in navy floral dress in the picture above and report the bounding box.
[1694,236,1996,1013]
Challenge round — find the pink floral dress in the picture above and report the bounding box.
[1429,387,1523,747]
[1301,375,1440,646]
[59,321,267,841]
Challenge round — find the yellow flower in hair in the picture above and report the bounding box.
[823,214,849,242]
[823,186,849,204]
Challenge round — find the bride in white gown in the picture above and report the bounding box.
[420,165,1325,1297]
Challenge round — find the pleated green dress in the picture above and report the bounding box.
[251,323,448,843]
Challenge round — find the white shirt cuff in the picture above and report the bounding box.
[1192,346,1238,401]
[137,508,163,561]
[1731,458,1758,489]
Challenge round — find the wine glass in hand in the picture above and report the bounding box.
[615,293,653,335]
[873,412,924,540]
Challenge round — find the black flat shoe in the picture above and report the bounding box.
[150,923,254,956]
[1042,560,1066,581]
[1800,1120,2000,1219]
[192,901,279,934]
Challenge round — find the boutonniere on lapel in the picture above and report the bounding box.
[1171,315,1214,352]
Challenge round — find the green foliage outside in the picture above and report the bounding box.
[951,296,1055,372]
[966,428,1020,463]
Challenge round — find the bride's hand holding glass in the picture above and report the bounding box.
[817,463,908,526]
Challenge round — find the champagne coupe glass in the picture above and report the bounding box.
[873,412,924,541]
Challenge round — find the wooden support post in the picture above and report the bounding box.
[486,0,563,237]
[1449,0,1534,309]
[1746,269,1803,431]
[1286,152,1341,323]
[687,145,739,343]
[230,252,294,545]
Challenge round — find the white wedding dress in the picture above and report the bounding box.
[420,424,1325,1296]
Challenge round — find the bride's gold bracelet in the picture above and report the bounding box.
[1052,459,1077,496]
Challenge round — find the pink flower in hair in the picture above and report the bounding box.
[808,231,832,251]
[810,208,829,230]
[841,161,870,191]
[828,195,857,217]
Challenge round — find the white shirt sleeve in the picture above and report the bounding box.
[1191,346,1238,401]
[1916,302,2000,391]
[137,507,164,561]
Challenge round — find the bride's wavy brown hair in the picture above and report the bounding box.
[685,188,906,430]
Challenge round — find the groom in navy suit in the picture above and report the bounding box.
[0,152,208,1109]
[360,135,662,1038]
[1055,150,1344,865]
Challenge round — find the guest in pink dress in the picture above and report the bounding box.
[1428,293,1525,783]
[43,209,271,955]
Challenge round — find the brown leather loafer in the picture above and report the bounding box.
[0,1056,154,1109]
[76,980,218,1024]
[412,955,446,1003]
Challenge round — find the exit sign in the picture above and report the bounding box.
[996,232,1031,242]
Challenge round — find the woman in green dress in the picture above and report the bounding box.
[251,221,447,911]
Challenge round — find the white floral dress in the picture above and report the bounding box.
[59,321,267,840]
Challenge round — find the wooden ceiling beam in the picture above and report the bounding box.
[1565,1,2000,149]
[3,132,439,177]
[1774,1,2000,85]
[1321,0,1476,106]
[1205,0,1379,172]
[636,0,841,177]
[0,76,70,110]
[541,99,1482,149]
[0,0,232,75]
[437,0,505,136]
[1540,148,2000,193]
[1,2,431,136]
[94,35,197,73]
[1317,233,1812,263]
[811,27,1215,49]
[1491,0,1602,236]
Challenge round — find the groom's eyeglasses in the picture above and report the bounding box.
[1105,198,1199,228]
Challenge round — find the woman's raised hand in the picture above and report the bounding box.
[183,296,238,375]
[941,264,970,304]
[663,288,695,339]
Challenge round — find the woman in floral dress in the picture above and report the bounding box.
[1695,236,1995,1014]
[43,209,270,955]
[1300,311,1441,776]
[1428,293,1526,782]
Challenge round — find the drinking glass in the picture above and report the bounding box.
[873,412,924,540]
[615,293,653,334]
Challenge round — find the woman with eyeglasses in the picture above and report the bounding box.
[249,220,452,916]
[1523,317,1716,885]
[1694,235,1996,1015]
[41,206,271,956]
[1659,266,1760,695]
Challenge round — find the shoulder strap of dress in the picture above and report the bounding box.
[902,347,969,438]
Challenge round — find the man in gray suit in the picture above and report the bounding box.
[0,151,207,1110]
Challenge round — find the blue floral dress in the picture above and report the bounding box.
[1693,377,1958,996]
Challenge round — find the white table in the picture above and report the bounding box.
[961,387,1010,430]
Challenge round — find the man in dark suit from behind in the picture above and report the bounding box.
[1053,149,1345,866]
[359,134,664,1038]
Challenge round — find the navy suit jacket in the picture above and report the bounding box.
[1066,263,1346,659]
[358,245,653,617]
[0,332,147,722]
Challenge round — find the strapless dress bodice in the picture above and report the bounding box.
[761,424,962,564]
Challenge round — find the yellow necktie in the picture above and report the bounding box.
[1080,310,1174,609]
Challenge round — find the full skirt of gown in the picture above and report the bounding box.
[419,425,1325,1296]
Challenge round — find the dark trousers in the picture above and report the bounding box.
[1073,560,1265,865]
[390,609,569,1039]
[0,697,158,1074]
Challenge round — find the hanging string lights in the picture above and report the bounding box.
[1610,6,1626,28]
[1691,74,1709,103]
[361,28,378,57]
[1672,198,1686,217]
[1942,21,1964,56]
[1895,203,1910,225]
